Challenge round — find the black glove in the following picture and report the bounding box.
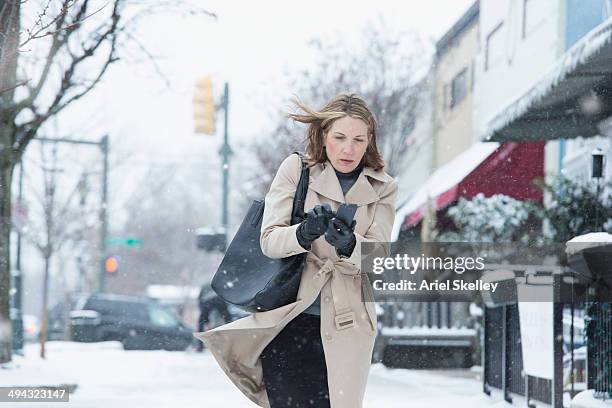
[325,217,356,258]
[296,204,335,250]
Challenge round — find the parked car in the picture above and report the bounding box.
[197,283,249,332]
[48,293,193,351]
[48,296,81,341]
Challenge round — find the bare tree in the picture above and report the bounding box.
[0,0,216,363]
[17,140,100,358]
[250,16,432,197]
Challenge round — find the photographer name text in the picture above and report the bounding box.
[371,279,498,292]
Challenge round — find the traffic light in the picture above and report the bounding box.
[194,75,216,135]
[105,256,119,274]
[196,227,227,252]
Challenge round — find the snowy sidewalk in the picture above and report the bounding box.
[0,342,512,407]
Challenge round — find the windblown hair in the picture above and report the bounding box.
[288,94,385,171]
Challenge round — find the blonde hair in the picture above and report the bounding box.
[288,94,385,171]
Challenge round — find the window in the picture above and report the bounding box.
[485,22,504,71]
[84,299,148,321]
[470,58,475,92]
[443,83,450,111]
[450,68,468,109]
[148,305,180,328]
[84,299,116,317]
[523,0,547,38]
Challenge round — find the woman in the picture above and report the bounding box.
[195,94,397,408]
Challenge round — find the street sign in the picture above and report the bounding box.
[107,237,142,247]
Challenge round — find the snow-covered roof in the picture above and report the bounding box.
[483,16,612,141]
[567,232,612,243]
[391,142,500,240]
[381,326,477,337]
[146,285,200,300]
[566,232,612,255]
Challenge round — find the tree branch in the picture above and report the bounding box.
[14,1,120,159]
[19,0,71,48]
[13,0,85,114]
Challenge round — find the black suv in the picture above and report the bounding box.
[49,293,193,351]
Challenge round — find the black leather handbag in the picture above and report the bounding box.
[211,152,309,313]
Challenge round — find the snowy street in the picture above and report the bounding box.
[0,341,512,408]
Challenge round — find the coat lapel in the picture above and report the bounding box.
[345,170,380,207]
[308,160,385,207]
[308,161,345,203]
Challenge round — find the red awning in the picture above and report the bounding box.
[392,141,544,240]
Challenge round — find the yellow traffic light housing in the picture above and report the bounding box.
[194,75,216,135]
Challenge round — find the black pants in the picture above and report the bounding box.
[260,313,331,407]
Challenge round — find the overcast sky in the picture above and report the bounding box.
[58,0,476,167]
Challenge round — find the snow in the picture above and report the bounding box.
[570,390,612,407]
[469,303,484,317]
[483,16,612,141]
[391,142,500,240]
[482,269,515,282]
[439,193,534,243]
[381,326,476,337]
[146,285,200,301]
[0,341,513,407]
[567,232,612,243]
[69,310,101,319]
[566,232,612,256]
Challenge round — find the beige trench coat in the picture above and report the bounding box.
[194,153,397,407]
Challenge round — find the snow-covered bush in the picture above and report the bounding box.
[437,193,540,243]
[535,176,612,242]
[437,176,612,244]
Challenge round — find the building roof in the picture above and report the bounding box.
[483,16,612,141]
[436,1,480,58]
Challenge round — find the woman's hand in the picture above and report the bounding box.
[296,204,335,250]
[325,218,357,258]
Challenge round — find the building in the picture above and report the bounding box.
[379,2,485,370]
[393,75,435,210]
[393,1,544,243]
[474,1,612,404]
[432,1,480,169]
[476,0,612,184]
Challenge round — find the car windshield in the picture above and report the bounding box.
[148,305,180,328]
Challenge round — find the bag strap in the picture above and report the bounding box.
[291,151,309,224]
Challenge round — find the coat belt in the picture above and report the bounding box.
[307,256,358,331]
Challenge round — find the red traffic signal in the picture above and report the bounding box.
[105,256,119,274]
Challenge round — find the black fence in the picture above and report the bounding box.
[586,302,612,399]
[374,300,477,369]
[484,306,503,390]
[483,304,529,402]
[483,302,567,407]
[505,304,525,397]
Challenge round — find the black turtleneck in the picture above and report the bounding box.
[334,162,364,195]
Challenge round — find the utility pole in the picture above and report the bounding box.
[591,148,605,232]
[11,161,25,354]
[34,136,110,293]
[218,82,232,243]
[99,135,109,292]
[193,77,231,249]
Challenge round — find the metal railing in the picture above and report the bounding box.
[483,304,527,402]
[484,301,570,407]
[586,301,612,399]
